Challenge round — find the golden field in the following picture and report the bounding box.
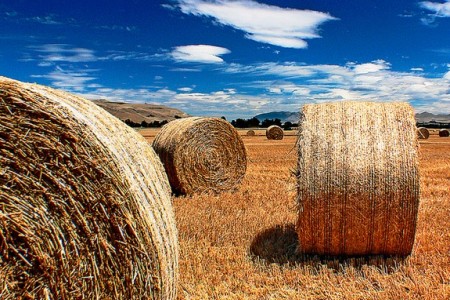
[140,128,450,300]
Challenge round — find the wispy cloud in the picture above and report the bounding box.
[173,0,337,49]
[31,66,97,92]
[171,45,230,63]
[419,0,450,25]
[32,44,98,63]
[27,15,61,25]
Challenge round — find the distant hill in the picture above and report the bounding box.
[415,112,450,123]
[92,99,190,124]
[253,110,450,124]
[254,111,300,123]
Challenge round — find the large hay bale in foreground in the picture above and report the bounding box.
[0,77,178,299]
[439,129,449,137]
[417,127,430,139]
[297,101,419,256]
[266,125,284,140]
[247,129,256,136]
[152,117,247,195]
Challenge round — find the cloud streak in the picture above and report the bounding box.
[170,45,230,63]
[174,0,337,48]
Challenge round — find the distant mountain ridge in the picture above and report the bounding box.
[254,111,450,124]
[415,112,450,123]
[254,111,300,123]
[92,99,190,124]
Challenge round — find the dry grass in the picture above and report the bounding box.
[143,130,450,300]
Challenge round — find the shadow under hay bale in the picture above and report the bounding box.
[250,224,406,273]
[266,125,284,140]
[297,101,419,257]
[439,129,449,137]
[152,117,247,195]
[417,127,430,139]
[0,76,178,299]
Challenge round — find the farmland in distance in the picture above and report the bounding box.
[140,128,450,299]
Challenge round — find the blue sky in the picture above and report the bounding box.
[1,0,449,119]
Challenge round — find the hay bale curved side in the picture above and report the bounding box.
[152,117,247,195]
[439,129,449,137]
[0,77,178,299]
[297,101,420,256]
[266,125,284,140]
[247,130,256,136]
[417,127,430,139]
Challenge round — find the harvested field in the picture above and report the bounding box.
[141,129,450,300]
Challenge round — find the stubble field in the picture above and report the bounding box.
[140,128,450,299]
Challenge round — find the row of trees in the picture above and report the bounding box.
[123,119,169,128]
[122,117,297,130]
[229,117,297,129]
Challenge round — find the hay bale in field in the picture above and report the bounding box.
[266,125,284,140]
[417,127,430,139]
[247,129,256,136]
[0,76,178,299]
[439,129,449,137]
[152,117,247,195]
[297,101,420,256]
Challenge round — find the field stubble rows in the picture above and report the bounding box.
[141,129,450,299]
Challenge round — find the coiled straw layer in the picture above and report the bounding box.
[417,127,430,139]
[0,76,178,299]
[297,101,420,256]
[266,125,283,140]
[152,117,247,195]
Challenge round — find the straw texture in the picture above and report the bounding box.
[439,129,449,137]
[152,117,247,195]
[266,125,284,140]
[417,127,430,139]
[296,101,420,256]
[0,77,178,299]
[247,130,256,136]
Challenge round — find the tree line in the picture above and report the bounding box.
[229,117,297,129]
[123,119,169,128]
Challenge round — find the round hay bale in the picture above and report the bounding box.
[152,117,247,195]
[297,101,419,256]
[439,129,449,137]
[266,125,284,140]
[0,77,178,299]
[417,127,430,139]
[247,129,256,136]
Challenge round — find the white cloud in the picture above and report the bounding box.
[352,60,390,74]
[444,70,450,80]
[176,0,337,49]
[171,45,230,63]
[420,1,450,17]
[410,67,424,71]
[178,87,193,92]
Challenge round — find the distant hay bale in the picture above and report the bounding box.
[152,117,247,195]
[266,125,284,140]
[247,130,256,136]
[297,101,420,256]
[439,129,449,137]
[0,77,178,299]
[417,127,430,139]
